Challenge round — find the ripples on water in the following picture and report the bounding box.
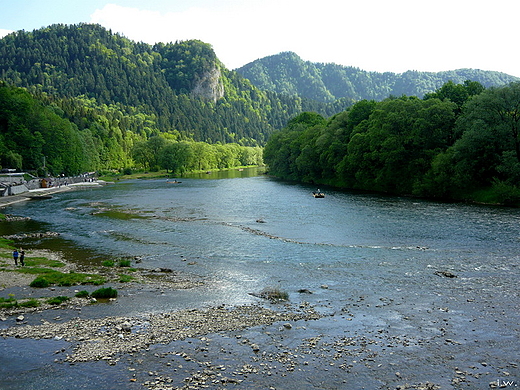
[2,168,520,390]
[3,169,520,309]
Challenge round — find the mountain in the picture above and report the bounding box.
[235,52,519,102]
[0,24,342,147]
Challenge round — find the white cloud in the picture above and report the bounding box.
[89,1,520,76]
[0,29,13,38]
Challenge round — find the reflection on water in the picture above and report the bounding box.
[2,167,520,389]
[182,166,267,180]
[2,167,520,309]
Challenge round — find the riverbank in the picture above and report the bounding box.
[0,180,108,208]
[0,237,323,389]
[1,178,518,390]
[98,166,266,181]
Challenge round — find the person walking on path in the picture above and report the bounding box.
[12,249,19,266]
[19,250,25,266]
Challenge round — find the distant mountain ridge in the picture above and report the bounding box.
[235,52,519,102]
[0,24,345,146]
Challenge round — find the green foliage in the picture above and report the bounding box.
[19,298,40,308]
[46,296,70,305]
[424,80,485,110]
[1,23,517,182]
[118,274,133,283]
[256,286,289,302]
[133,137,264,173]
[75,290,90,298]
[0,296,17,309]
[91,287,118,299]
[0,296,40,308]
[0,23,348,176]
[237,52,517,103]
[102,260,115,267]
[0,237,14,249]
[30,276,50,288]
[26,269,105,287]
[156,40,218,93]
[264,81,520,204]
[118,259,131,267]
[25,257,65,268]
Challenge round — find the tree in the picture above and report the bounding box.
[441,82,520,190]
[159,142,194,174]
[424,80,485,111]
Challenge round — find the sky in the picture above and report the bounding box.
[0,0,519,77]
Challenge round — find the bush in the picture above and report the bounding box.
[19,298,40,308]
[46,296,70,305]
[91,287,118,299]
[102,260,115,267]
[256,286,289,302]
[0,296,17,309]
[75,290,90,298]
[30,276,50,288]
[118,259,131,267]
[23,269,105,286]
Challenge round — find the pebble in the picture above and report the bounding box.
[0,305,321,363]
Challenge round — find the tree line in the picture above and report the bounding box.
[263,81,520,205]
[0,24,346,147]
[237,51,519,103]
[0,82,262,176]
[132,137,263,174]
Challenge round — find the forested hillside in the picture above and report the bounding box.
[0,24,345,146]
[236,52,519,102]
[264,81,520,205]
[0,24,345,175]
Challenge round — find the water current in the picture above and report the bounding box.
[1,168,519,389]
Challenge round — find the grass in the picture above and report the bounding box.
[24,257,65,268]
[0,296,41,309]
[9,254,105,287]
[103,259,132,267]
[118,259,131,267]
[30,276,50,288]
[27,271,105,287]
[470,182,520,206]
[0,239,110,290]
[91,287,118,299]
[19,298,41,308]
[257,286,289,302]
[0,238,14,250]
[75,290,90,298]
[46,296,70,305]
[118,274,134,283]
[0,296,17,309]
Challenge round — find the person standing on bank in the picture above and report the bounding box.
[20,250,25,266]
[12,249,19,266]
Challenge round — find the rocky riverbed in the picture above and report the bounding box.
[0,304,321,363]
[1,253,518,390]
[1,200,519,389]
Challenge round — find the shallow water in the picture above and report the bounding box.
[1,169,519,389]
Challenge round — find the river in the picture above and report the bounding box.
[1,168,519,389]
